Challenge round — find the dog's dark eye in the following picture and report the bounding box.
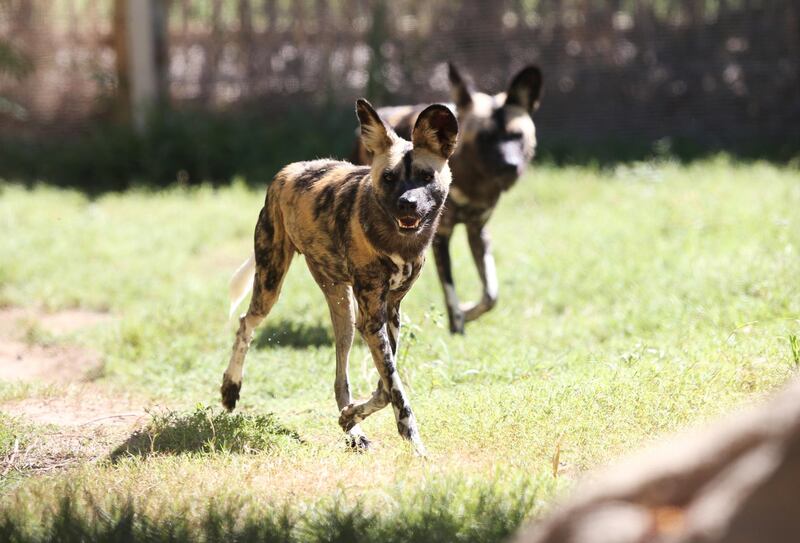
[382,171,395,183]
[421,172,435,183]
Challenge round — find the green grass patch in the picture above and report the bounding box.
[111,406,302,459]
[0,413,28,459]
[0,413,35,492]
[0,382,61,404]
[0,157,798,540]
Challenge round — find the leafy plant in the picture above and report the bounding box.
[789,334,800,369]
[110,405,302,459]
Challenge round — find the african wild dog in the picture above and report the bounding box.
[353,64,543,334]
[221,99,458,455]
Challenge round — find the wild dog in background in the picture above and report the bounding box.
[222,99,458,455]
[353,64,543,334]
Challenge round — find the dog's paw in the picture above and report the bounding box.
[339,404,362,432]
[446,305,466,334]
[411,436,428,458]
[220,375,241,412]
[449,314,465,335]
[397,422,427,457]
[346,432,372,452]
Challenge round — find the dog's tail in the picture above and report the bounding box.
[228,252,256,319]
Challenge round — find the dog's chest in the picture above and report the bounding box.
[388,254,415,291]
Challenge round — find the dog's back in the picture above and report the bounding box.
[270,160,372,272]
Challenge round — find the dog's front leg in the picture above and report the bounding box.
[364,318,426,456]
[432,233,465,334]
[326,285,371,450]
[340,292,426,456]
[387,302,401,357]
[461,223,499,322]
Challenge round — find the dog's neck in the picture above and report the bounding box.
[448,151,514,207]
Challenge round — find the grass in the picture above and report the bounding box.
[111,406,303,459]
[0,414,29,459]
[0,476,545,543]
[1,156,799,540]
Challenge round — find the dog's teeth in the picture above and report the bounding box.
[396,216,421,230]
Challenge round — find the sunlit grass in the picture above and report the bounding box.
[1,157,799,538]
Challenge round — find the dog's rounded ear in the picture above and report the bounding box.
[356,99,392,155]
[447,62,474,111]
[412,104,459,160]
[505,65,543,113]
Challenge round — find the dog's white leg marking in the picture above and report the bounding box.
[221,311,263,410]
[461,252,497,320]
[485,254,498,300]
[444,284,461,313]
[226,313,260,383]
[432,233,465,333]
[462,224,499,322]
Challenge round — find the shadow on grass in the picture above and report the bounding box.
[252,319,332,350]
[0,478,542,543]
[110,406,302,461]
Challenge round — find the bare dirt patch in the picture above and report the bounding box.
[0,341,103,383]
[37,309,113,336]
[0,307,153,476]
[0,307,113,338]
[3,425,143,476]
[0,307,113,384]
[4,387,145,428]
[2,388,152,476]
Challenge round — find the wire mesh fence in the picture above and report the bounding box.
[1,1,798,165]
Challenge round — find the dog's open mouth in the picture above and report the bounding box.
[396,216,421,231]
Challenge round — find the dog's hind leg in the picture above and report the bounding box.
[461,223,498,322]
[432,233,465,334]
[221,205,294,411]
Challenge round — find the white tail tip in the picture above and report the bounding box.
[228,252,256,319]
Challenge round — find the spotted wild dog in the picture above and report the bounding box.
[221,99,458,455]
[353,64,543,334]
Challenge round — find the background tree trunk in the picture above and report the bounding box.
[112,0,168,129]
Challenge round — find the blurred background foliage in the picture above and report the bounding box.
[0,0,798,191]
[0,37,33,120]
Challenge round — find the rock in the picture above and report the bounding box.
[517,378,800,543]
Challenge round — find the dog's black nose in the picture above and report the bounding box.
[398,194,418,213]
[499,160,521,173]
[498,160,525,178]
